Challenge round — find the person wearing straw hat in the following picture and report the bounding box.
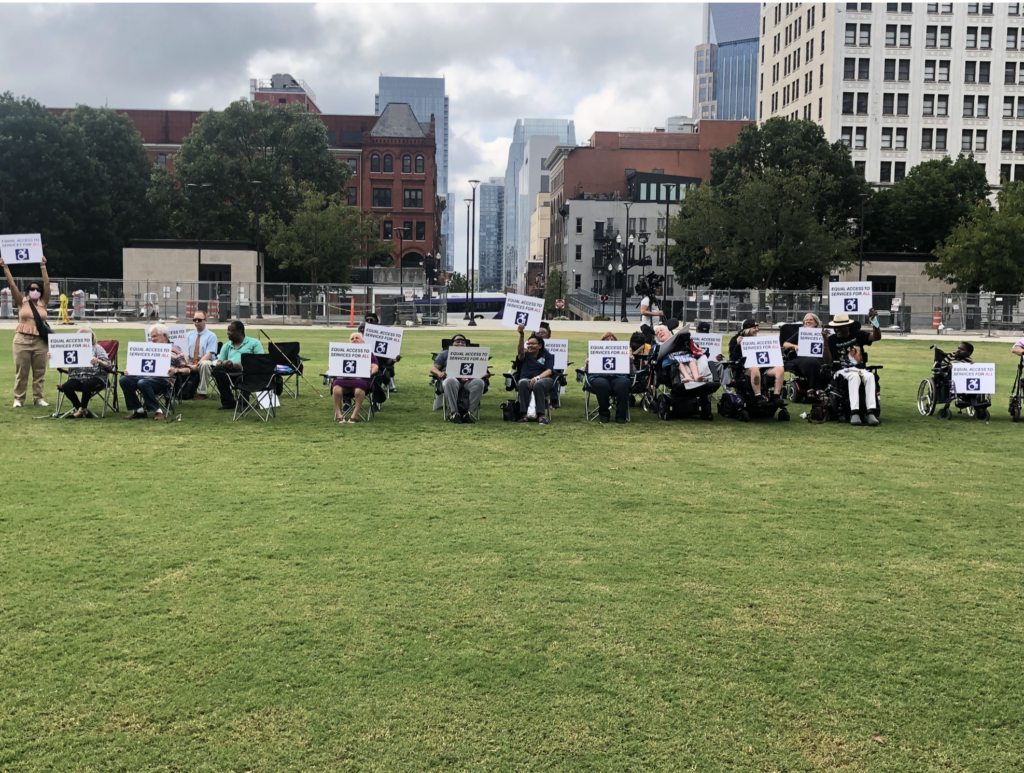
[822,309,881,426]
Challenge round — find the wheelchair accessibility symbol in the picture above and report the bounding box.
[63,350,78,365]
[755,351,770,365]
[967,378,981,391]
[459,362,474,376]
[374,341,388,355]
[140,359,156,374]
[14,248,30,262]
[514,311,529,325]
[844,298,858,312]
[602,357,617,371]
[342,360,357,375]
[810,342,823,355]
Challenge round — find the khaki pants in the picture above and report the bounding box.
[13,332,47,403]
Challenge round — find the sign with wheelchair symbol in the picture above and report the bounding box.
[829,281,873,315]
[47,333,93,369]
[797,328,825,358]
[328,342,372,379]
[588,341,630,374]
[691,333,723,361]
[952,362,995,395]
[0,233,44,264]
[446,346,490,379]
[501,292,544,332]
[740,336,782,369]
[545,339,569,370]
[126,341,171,377]
[363,323,404,359]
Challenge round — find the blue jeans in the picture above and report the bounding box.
[120,375,169,413]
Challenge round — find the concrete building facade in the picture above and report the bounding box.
[477,178,505,291]
[528,191,551,284]
[759,2,1024,187]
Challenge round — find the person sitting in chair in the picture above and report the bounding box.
[430,333,485,424]
[120,324,188,421]
[536,321,551,340]
[332,332,378,424]
[211,320,264,411]
[728,317,785,403]
[55,326,111,419]
[584,332,633,424]
[362,312,401,392]
[180,311,220,400]
[822,310,882,426]
[782,313,826,398]
[515,324,555,424]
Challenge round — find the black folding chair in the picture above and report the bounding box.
[268,341,306,399]
[233,354,281,422]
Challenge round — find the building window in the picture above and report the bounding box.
[880,161,892,182]
[924,60,935,81]
[900,25,911,46]
[936,128,947,150]
[981,27,992,49]
[937,94,949,116]
[926,25,937,47]
[978,95,989,118]
[855,160,866,176]
[966,61,977,83]
[894,162,906,182]
[976,129,988,152]
[855,126,868,149]
[382,220,392,240]
[967,27,978,48]
[403,189,423,208]
[881,127,893,149]
[575,244,582,261]
[846,23,857,45]
[859,58,871,79]
[371,154,380,173]
[895,127,907,149]
[1001,163,1012,181]
[886,24,897,46]
[1007,62,1019,84]
[883,93,895,114]
[1017,130,1024,152]
[1009,28,1019,49]
[962,130,974,151]
[897,93,909,115]
[415,155,424,174]
[383,154,393,173]
[899,59,910,80]
[844,58,856,79]
[884,58,896,80]
[576,217,583,234]
[938,60,950,81]
[346,187,357,205]
[402,155,411,173]
[922,128,934,150]
[964,95,975,117]
[1003,129,1013,150]
[980,61,990,83]
[157,153,166,168]
[924,94,934,116]
[843,92,855,114]
[861,24,872,45]
[416,221,425,241]
[348,158,358,175]
[819,97,823,119]
[1018,96,1024,119]
[940,25,952,47]
[372,188,392,208]
[1004,97,1015,119]
[842,126,854,149]
[574,273,582,290]
[857,92,868,114]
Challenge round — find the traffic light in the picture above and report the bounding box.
[424,255,437,284]
[601,294,609,302]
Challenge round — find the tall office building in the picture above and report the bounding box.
[759,2,1021,188]
[694,3,760,120]
[502,118,576,290]
[376,77,453,270]
[477,178,505,291]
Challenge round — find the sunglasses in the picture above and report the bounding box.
[194,318,206,322]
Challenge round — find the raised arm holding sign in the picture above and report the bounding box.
[502,293,545,332]
[514,325,556,423]
[3,254,52,407]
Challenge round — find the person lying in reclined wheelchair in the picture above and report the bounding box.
[822,309,882,426]
[430,333,486,424]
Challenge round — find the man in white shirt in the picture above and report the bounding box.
[180,311,221,400]
[640,290,665,327]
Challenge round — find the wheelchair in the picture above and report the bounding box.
[918,346,990,421]
[717,359,789,422]
[1011,354,1024,423]
[777,323,830,404]
[320,369,388,422]
[644,330,720,421]
[503,356,568,421]
[823,361,882,424]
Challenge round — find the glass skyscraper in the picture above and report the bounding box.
[477,178,504,291]
[693,3,759,121]
[375,77,453,270]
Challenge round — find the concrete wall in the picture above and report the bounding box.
[123,248,258,293]
[834,260,952,295]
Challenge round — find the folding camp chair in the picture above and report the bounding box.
[52,339,120,418]
[431,338,491,422]
[267,341,307,399]
[321,370,386,422]
[233,353,280,422]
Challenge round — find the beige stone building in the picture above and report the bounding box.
[528,192,551,287]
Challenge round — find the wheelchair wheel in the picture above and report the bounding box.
[1011,397,1021,423]
[937,406,952,420]
[917,378,936,416]
[777,408,790,421]
[976,406,989,421]
[788,382,802,403]
[738,409,750,423]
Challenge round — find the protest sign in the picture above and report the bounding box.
[952,362,995,395]
[47,333,93,369]
[829,281,873,315]
[256,391,280,409]
[501,293,545,331]
[690,333,722,360]
[588,341,630,375]
[797,328,825,358]
[740,336,783,369]
[126,341,172,377]
[363,323,404,359]
[328,342,372,378]
[446,346,490,379]
[0,233,43,264]
[146,325,187,351]
[546,339,569,370]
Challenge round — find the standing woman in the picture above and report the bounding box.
[2,255,51,407]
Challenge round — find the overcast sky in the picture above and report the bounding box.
[0,2,705,274]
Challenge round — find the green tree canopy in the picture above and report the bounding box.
[865,155,990,254]
[543,268,565,316]
[925,181,1024,293]
[446,271,469,293]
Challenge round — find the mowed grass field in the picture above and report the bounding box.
[1,326,1022,772]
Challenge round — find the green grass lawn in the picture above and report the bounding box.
[1,328,1022,772]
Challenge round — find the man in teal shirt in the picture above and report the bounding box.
[211,320,264,410]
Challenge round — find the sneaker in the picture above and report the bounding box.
[616,417,627,424]
[599,414,610,424]
[153,412,166,421]
[34,399,49,407]
[462,413,476,424]
[125,411,148,420]
[866,413,880,426]
[516,418,527,424]
[849,414,863,426]
[451,413,463,424]
[12,400,22,408]
[538,417,549,425]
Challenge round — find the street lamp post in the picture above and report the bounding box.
[468,180,480,327]
[186,182,212,283]
[464,199,472,320]
[858,192,868,281]
[251,180,263,318]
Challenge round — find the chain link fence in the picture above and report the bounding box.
[0,277,448,327]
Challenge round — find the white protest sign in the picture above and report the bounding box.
[328,342,372,378]
[952,362,995,395]
[588,341,630,375]
[829,281,873,315]
[446,346,490,379]
[691,333,723,360]
[146,325,187,352]
[546,339,569,371]
[740,336,783,369]
[125,341,172,377]
[363,323,404,359]
[502,293,545,331]
[256,391,280,409]
[47,333,93,369]
[0,233,43,264]
[797,328,825,358]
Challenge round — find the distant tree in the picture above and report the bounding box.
[543,268,565,316]
[866,155,991,254]
[925,181,1024,293]
[262,186,384,286]
[446,271,469,293]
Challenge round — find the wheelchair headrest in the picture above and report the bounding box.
[441,337,478,350]
[779,323,801,344]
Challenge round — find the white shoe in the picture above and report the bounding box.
[34,399,49,407]
[13,400,23,408]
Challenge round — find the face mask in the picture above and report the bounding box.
[28,290,41,300]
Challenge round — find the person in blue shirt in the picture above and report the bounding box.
[179,310,221,400]
[515,324,555,424]
[211,320,264,410]
[430,333,486,424]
